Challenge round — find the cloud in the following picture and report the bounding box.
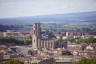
[0,0,96,18]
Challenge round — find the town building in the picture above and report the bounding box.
[0,31,31,39]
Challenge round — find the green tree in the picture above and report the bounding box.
[0,37,32,45]
[65,37,96,44]
[0,59,24,64]
[76,37,96,44]
[73,58,96,64]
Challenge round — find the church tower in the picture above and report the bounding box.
[32,23,41,49]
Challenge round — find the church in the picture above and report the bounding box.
[32,23,59,50]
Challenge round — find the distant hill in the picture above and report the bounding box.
[0,11,96,25]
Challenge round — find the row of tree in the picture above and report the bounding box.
[65,37,96,44]
[73,58,96,64]
[0,59,24,64]
[0,37,32,45]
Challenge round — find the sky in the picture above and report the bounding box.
[0,0,96,18]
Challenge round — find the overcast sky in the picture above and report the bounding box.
[0,0,96,18]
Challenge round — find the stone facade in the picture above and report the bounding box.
[32,23,58,50]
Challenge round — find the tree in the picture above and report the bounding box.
[0,37,32,45]
[73,58,96,64]
[0,59,24,64]
[66,37,96,44]
[76,37,96,44]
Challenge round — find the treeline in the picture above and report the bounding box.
[66,37,96,44]
[0,24,24,32]
[73,58,96,64]
[0,59,23,64]
[0,37,32,45]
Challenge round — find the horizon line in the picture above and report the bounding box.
[0,11,96,19]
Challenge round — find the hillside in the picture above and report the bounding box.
[0,11,96,25]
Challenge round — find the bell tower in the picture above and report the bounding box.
[32,23,41,49]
